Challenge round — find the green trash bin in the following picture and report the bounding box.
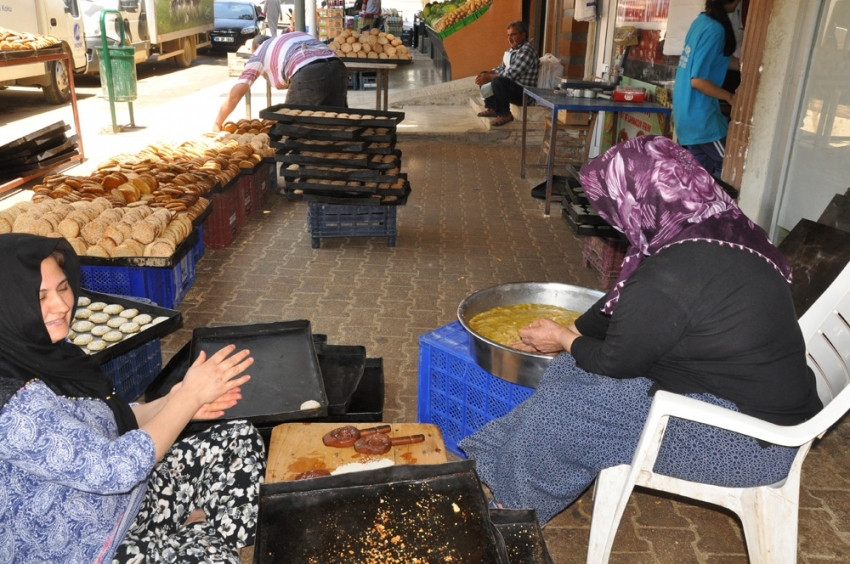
[96,45,137,102]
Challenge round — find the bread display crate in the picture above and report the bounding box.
[234,174,256,228]
[417,321,534,458]
[102,338,163,401]
[307,202,397,248]
[80,230,198,308]
[203,179,243,249]
[581,236,628,290]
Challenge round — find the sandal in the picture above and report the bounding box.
[477,108,497,117]
[491,114,514,127]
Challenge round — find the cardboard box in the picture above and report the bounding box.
[317,8,344,17]
[557,110,591,126]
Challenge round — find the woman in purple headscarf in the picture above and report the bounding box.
[458,136,822,525]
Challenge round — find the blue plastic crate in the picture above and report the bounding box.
[418,321,534,458]
[307,202,397,248]
[80,250,196,309]
[193,224,205,266]
[101,339,163,401]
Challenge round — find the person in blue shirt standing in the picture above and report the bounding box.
[673,1,740,179]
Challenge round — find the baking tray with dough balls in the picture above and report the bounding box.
[68,296,178,355]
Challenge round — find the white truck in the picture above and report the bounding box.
[81,0,214,73]
[0,0,88,103]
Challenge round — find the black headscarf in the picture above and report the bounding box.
[0,233,138,435]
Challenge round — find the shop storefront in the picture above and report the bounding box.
[581,0,848,241]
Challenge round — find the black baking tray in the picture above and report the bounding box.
[561,208,622,239]
[0,133,76,165]
[0,121,69,155]
[0,147,79,178]
[79,290,183,364]
[279,151,370,168]
[260,104,405,128]
[285,177,377,194]
[273,138,370,153]
[280,164,400,183]
[253,460,509,564]
[270,122,366,141]
[358,130,397,143]
[286,182,411,206]
[315,342,366,415]
[190,321,328,425]
[77,226,199,268]
[565,202,607,226]
[489,509,554,564]
[338,56,413,66]
[146,344,384,423]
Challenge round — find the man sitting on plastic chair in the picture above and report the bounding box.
[458,136,824,532]
[475,20,539,127]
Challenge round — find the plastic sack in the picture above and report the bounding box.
[537,54,564,89]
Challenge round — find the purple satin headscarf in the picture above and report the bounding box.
[579,135,792,314]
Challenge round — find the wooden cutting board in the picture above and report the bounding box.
[265,422,448,483]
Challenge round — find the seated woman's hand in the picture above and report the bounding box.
[512,318,577,355]
[176,345,253,412]
[168,383,244,420]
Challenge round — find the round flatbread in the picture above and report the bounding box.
[140,323,154,331]
[119,308,140,319]
[72,320,94,333]
[86,340,107,351]
[133,313,152,326]
[103,330,124,343]
[77,296,91,307]
[153,316,169,325]
[119,322,140,334]
[73,334,93,346]
[74,309,91,320]
[107,317,125,329]
[88,302,107,311]
[68,330,76,340]
[91,325,111,337]
[89,312,110,324]
[103,304,124,315]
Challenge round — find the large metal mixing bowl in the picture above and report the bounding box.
[457,282,605,388]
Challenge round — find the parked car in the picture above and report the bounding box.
[211,0,267,51]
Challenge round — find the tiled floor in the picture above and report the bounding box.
[174,138,850,564]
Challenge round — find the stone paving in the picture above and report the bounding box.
[164,139,850,564]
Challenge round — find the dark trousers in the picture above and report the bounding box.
[286,58,349,107]
[484,75,526,115]
[685,137,726,178]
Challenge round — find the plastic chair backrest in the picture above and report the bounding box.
[798,262,850,409]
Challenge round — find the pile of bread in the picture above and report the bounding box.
[0,197,200,258]
[6,119,277,259]
[0,27,60,51]
[329,29,412,60]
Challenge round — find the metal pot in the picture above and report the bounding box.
[457,282,605,388]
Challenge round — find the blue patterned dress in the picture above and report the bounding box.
[459,354,799,525]
[0,380,154,563]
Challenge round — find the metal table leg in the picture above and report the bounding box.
[382,69,389,111]
[544,108,558,216]
[520,93,528,179]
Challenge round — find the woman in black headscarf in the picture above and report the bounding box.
[0,233,265,563]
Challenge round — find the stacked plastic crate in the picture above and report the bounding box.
[260,104,410,248]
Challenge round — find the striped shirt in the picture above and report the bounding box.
[493,40,539,89]
[237,32,337,89]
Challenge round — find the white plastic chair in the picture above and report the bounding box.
[587,261,850,564]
